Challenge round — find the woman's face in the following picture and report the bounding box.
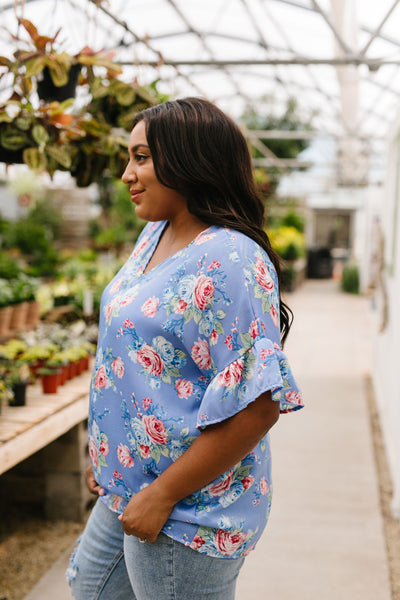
[121,120,188,224]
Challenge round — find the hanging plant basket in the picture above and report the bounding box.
[0,147,24,165]
[37,64,81,102]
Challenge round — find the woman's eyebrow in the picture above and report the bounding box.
[130,143,150,152]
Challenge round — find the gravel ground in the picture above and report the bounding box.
[0,377,399,600]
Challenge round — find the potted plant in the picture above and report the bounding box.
[0,279,13,337]
[6,362,31,406]
[37,366,61,394]
[46,351,69,385]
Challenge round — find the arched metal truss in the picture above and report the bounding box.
[1,0,400,187]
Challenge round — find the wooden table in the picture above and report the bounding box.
[0,371,91,476]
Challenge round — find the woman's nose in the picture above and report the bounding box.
[121,160,137,184]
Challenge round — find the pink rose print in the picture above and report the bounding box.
[95,365,108,390]
[109,278,122,294]
[209,470,234,496]
[99,439,109,456]
[105,298,118,323]
[143,397,153,410]
[285,390,302,405]
[214,530,248,556]
[260,477,269,495]
[140,444,151,458]
[112,357,124,379]
[194,232,216,245]
[113,469,123,480]
[120,295,135,308]
[241,475,254,490]
[175,378,194,399]
[88,438,98,469]
[270,304,279,327]
[249,320,259,340]
[174,299,187,314]
[208,260,221,271]
[191,534,206,550]
[123,318,134,329]
[217,359,244,388]
[193,275,215,310]
[141,296,160,318]
[224,335,233,351]
[191,339,211,370]
[132,236,149,258]
[117,443,134,468]
[260,348,274,360]
[255,257,274,292]
[137,345,164,376]
[210,329,218,346]
[142,415,168,445]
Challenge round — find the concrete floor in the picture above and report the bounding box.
[24,279,392,600]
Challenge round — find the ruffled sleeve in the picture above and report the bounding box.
[183,230,304,429]
[197,336,303,428]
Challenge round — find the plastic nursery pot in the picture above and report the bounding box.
[37,64,81,102]
[9,382,28,406]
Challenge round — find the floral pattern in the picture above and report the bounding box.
[87,220,303,559]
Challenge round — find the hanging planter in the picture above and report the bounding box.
[37,64,81,102]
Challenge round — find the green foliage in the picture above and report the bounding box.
[341,264,359,295]
[0,250,22,279]
[267,226,306,261]
[27,198,62,239]
[281,210,305,233]
[241,97,314,161]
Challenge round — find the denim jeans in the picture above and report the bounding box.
[67,498,245,600]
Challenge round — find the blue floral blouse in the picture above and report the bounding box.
[88,220,303,559]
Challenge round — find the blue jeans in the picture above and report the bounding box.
[67,499,244,600]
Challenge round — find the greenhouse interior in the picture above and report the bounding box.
[1,1,400,599]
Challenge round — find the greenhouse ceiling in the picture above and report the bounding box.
[1,0,400,187]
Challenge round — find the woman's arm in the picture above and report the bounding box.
[119,390,279,542]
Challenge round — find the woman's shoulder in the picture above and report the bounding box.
[194,226,273,267]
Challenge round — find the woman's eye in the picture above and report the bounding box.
[135,154,149,163]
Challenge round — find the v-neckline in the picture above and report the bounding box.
[141,221,211,277]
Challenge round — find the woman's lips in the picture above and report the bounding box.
[130,190,143,202]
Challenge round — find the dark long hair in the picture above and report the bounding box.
[133,97,293,346]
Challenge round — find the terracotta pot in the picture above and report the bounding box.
[68,361,77,379]
[9,302,29,332]
[59,365,69,385]
[41,373,60,394]
[25,301,41,330]
[0,305,13,336]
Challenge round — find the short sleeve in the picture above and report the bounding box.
[190,232,303,429]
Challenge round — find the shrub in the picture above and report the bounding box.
[267,226,306,261]
[341,264,359,294]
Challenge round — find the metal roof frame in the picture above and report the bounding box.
[1,0,400,187]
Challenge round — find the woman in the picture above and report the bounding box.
[68,97,303,600]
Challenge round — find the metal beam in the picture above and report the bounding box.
[310,0,352,54]
[141,57,399,67]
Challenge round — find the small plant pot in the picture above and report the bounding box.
[9,382,28,406]
[41,372,60,394]
[0,305,13,337]
[68,361,77,379]
[9,302,29,332]
[25,301,41,330]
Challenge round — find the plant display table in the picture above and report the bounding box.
[0,367,92,520]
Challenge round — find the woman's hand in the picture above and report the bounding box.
[86,464,105,496]
[118,482,175,543]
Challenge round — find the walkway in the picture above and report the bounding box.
[24,279,391,600]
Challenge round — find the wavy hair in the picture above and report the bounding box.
[132,97,293,346]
